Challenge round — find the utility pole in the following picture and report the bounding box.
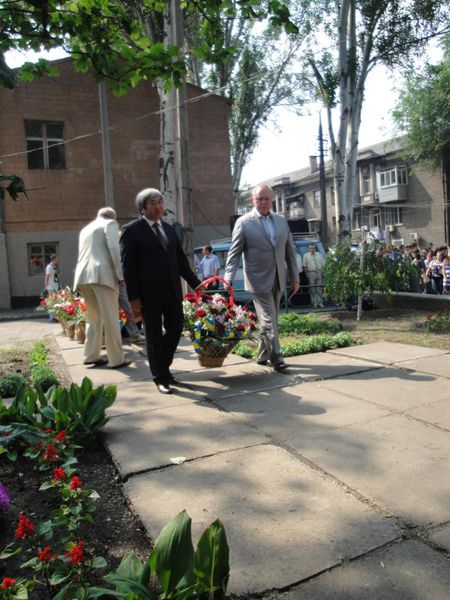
[98,81,115,209]
[318,114,328,247]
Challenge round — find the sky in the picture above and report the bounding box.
[240,64,401,187]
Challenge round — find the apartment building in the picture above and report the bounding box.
[253,139,449,248]
[0,58,234,308]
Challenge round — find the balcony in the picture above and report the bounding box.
[360,192,379,206]
[378,184,408,203]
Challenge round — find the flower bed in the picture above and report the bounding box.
[183,287,258,367]
[424,307,450,333]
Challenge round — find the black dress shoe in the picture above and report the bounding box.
[273,362,289,372]
[155,382,172,394]
[256,359,269,366]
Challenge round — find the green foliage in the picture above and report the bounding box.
[324,242,394,307]
[233,332,355,358]
[424,308,450,333]
[30,365,60,393]
[392,34,450,169]
[0,373,27,398]
[281,332,356,357]
[0,378,116,444]
[278,313,343,336]
[28,341,60,392]
[102,510,229,599]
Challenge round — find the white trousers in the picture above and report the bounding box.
[78,284,124,367]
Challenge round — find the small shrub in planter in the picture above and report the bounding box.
[0,374,26,398]
[424,308,450,333]
[30,365,59,392]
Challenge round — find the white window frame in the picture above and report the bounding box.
[352,209,362,230]
[313,189,321,208]
[378,166,408,189]
[370,210,381,229]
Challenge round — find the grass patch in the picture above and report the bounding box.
[278,313,343,336]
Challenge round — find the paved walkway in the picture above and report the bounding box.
[3,318,450,598]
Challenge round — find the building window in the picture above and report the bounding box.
[28,243,58,276]
[370,210,381,229]
[378,166,407,188]
[353,209,361,230]
[313,190,321,208]
[25,121,66,169]
[361,167,370,194]
[386,206,403,226]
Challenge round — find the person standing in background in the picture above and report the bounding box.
[303,243,326,308]
[199,245,220,289]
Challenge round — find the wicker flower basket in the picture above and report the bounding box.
[198,340,237,368]
[66,324,75,339]
[74,324,86,343]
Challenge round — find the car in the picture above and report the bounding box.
[194,233,326,306]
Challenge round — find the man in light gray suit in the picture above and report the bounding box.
[224,184,299,372]
[74,207,130,369]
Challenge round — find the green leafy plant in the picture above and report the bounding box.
[278,313,343,336]
[0,373,27,399]
[281,332,356,356]
[424,308,450,333]
[97,510,229,599]
[0,378,116,444]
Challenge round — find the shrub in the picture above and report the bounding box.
[278,313,343,336]
[424,308,450,333]
[30,365,59,392]
[0,374,26,399]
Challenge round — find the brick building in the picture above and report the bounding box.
[0,58,234,308]
[250,139,449,248]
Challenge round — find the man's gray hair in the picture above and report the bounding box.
[135,188,163,212]
[252,183,274,198]
[97,207,116,219]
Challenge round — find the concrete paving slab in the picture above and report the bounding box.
[286,413,450,525]
[275,352,381,382]
[328,341,446,365]
[124,445,400,595]
[108,380,201,417]
[69,356,150,386]
[213,381,390,440]
[104,402,266,477]
[272,540,450,600]
[407,397,450,431]
[428,524,450,553]
[320,367,447,412]
[397,354,450,379]
[177,361,297,399]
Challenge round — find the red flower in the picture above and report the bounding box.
[55,430,66,443]
[1,578,16,590]
[38,546,56,562]
[184,293,196,302]
[210,308,219,315]
[14,514,35,540]
[42,428,54,434]
[70,476,82,491]
[40,300,46,306]
[65,540,86,565]
[43,443,59,463]
[53,467,66,482]
[194,309,207,318]
[236,323,245,331]
[216,322,225,334]
[249,323,256,331]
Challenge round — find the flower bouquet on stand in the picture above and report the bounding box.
[183,277,258,368]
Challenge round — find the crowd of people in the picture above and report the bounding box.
[375,242,450,295]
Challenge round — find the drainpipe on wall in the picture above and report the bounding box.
[98,81,115,210]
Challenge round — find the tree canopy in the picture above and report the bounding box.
[392,34,450,169]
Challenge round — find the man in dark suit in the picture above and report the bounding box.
[120,188,201,394]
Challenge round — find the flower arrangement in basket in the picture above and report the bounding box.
[183,276,258,368]
[38,289,86,339]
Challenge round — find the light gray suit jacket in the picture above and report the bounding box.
[74,217,123,291]
[224,209,299,294]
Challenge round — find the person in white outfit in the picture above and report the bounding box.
[74,207,131,369]
[303,243,326,307]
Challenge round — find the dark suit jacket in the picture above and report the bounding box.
[120,217,200,306]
